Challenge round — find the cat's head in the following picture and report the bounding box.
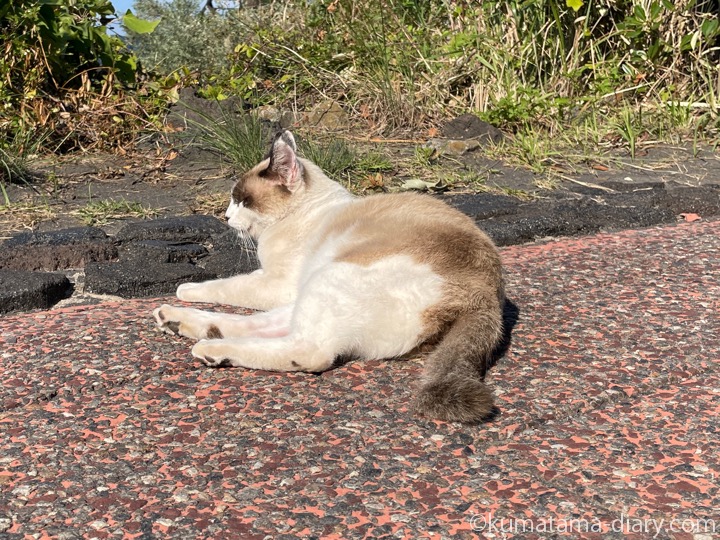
[225,130,305,238]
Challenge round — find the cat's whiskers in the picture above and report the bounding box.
[236,227,258,263]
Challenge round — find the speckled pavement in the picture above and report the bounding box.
[1,220,719,539]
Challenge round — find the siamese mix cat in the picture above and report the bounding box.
[153,131,505,423]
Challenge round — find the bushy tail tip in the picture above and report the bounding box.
[413,373,495,424]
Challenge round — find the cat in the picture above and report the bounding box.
[153,130,505,423]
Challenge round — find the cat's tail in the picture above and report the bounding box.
[413,300,503,423]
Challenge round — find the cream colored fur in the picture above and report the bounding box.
[154,131,504,422]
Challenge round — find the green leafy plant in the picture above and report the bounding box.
[0,0,159,149]
[0,0,149,101]
[514,129,554,174]
[615,107,642,159]
[414,146,436,167]
[354,151,394,174]
[126,0,262,77]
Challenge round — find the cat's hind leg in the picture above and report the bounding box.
[188,257,440,373]
[153,304,292,341]
[191,335,335,373]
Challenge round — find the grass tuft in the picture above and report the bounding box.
[184,104,269,172]
[298,138,356,180]
[73,199,157,226]
[0,130,47,205]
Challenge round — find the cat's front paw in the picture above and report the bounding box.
[153,305,182,336]
[192,340,235,368]
[153,305,206,340]
[176,282,205,302]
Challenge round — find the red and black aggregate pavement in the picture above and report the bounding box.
[1,220,719,539]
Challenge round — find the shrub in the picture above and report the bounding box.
[150,0,718,133]
[126,0,235,75]
[0,0,151,148]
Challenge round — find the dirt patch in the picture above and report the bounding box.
[2,130,719,241]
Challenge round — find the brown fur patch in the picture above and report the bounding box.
[165,321,180,334]
[232,163,293,218]
[325,192,504,340]
[291,360,300,368]
[320,192,504,422]
[206,324,223,339]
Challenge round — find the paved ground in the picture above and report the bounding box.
[1,219,719,539]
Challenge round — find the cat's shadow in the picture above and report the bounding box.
[490,297,521,370]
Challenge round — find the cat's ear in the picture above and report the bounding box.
[264,130,303,191]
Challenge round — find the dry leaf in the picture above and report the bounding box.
[680,213,701,222]
[400,179,439,191]
[360,173,384,190]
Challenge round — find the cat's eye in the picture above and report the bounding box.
[241,195,253,207]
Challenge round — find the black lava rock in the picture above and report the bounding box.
[115,215,229,244]
[120,240,208,264]
[0,270,73,313]
[84,260,216,298]
[0,227,117,272]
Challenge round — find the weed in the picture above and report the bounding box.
[413,146,436,168]
[0,148,31,206]
[497,186,535,200]
[354,150,394,174]
[0,0,158,149]
[615,107,642,159]
[192,192,229,218]
[514,130,548,174]
[74,199,157,226]
[4,0,720,193]
[534,177,561,191]
[298,137,356,179]
[497,128,559,175]
[186,106,268,171]
[0,130,47,205]
[0,202,55,234]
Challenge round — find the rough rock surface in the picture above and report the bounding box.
[442,113,504,143]
[305,100,348,130]
[443,184,720,246]
[425,114,504,156]
[0,227,117,271]
[115,214,228,243]
[1,179,718,312]
[119,240,209,264]
[0,216,261,311]
[84,261,216,298]
[0,270,72,314]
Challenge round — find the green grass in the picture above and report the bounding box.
[298,137,356,179]
[185,105,268,171]
[2,0,718,200]
[0,130,47,205]
[615,107,642,159]
[74,199,157,226]
[354,150,394,173]
[185,107,394,185]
